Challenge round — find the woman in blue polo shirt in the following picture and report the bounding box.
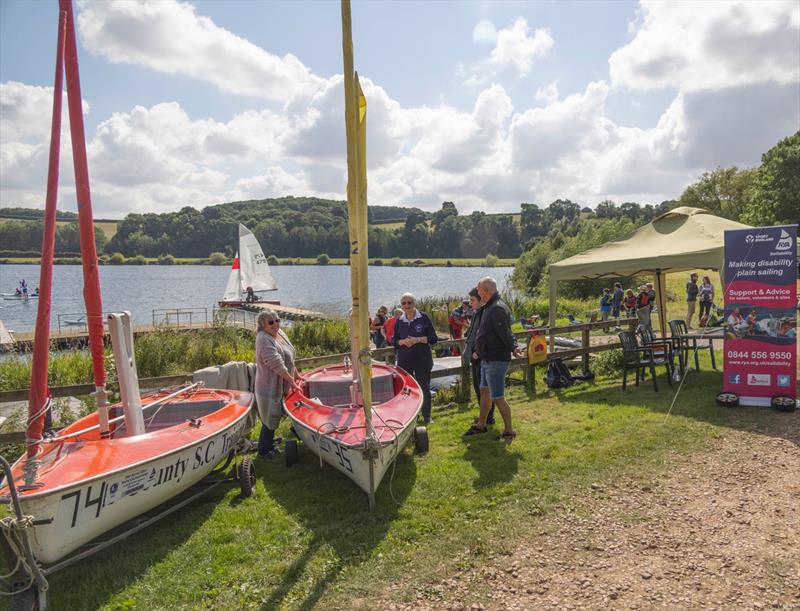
[393,292,439,424]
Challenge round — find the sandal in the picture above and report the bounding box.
[464,424,488,436]
[497,431,517,441]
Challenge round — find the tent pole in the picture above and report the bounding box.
[548,276,557,353]
[655,269,667,337]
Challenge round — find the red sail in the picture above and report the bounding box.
[61,0,106,389]
[26,9,67,458]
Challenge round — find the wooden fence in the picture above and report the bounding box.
[0,319,636,444]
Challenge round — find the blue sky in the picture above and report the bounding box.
[1,0,798,217]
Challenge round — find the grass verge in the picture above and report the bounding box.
[27,350,781,610]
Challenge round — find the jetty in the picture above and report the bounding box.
[239,303,327,322]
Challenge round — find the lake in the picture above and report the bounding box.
[0,264,514,334]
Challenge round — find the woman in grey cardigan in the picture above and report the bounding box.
[255,310,300,458]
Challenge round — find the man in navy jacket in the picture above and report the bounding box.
[465,277,519,439]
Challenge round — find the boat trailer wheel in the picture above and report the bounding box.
[715,392,739,408]
[413,426,429,454]
[772,395,797,413]
[238,457,256,497]
[285,439,299,467]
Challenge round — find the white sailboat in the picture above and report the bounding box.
[218,223,280,307]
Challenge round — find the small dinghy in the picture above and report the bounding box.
[218,224,280,308]
[1,382,254,564]
[284,362,425,506]
[281,2,428,510]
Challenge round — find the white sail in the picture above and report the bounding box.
[238,224,277,293]
[222,252,241,302]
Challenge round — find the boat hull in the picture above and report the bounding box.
[1,389,254,564]
[284,363,423,497]
[218,299,280,308]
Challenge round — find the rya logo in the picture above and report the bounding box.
[775,229,793,251]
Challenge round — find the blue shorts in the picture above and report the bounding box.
[479,360,509,400]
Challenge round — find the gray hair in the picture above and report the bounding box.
[257,309,278,329]
[478,276,498,293]
[400,292,416,305]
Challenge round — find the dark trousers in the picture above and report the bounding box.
[258,424,275,455]
[400,360,432,422]
[698,300,712,320]
[470,359,495,423]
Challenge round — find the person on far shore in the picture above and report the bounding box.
[623,289,637,318]
[382,308,402,346]
[646,283,656,312]
[636,285,652,330]
[370,306,388,348]
[254,310,301,459]
[698,276,714,324]
[686,272,699,328]
[463,287,495,425]
[464,277,520,440]
[393,293,438,424]
[599,288,613,321]
[611,282,623,318]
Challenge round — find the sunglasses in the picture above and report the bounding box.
[267,319,280,325]
[401,301,413,305]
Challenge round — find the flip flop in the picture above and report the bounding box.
[497,431,517,441]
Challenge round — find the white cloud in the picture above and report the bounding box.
[465,18,554,85]
[2,1,798,218]
[610,1,800,92]
[534,81,559,105]
[472,20,497,45]
[77,0,323,102]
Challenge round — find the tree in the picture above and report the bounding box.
[317,253,330,265]
[678,167,756,220]
[520,203,546,243]
[741,131,800,226]
[594,200,619,219]
[207,252,228,265]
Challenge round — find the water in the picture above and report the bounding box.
[0,264,513,334]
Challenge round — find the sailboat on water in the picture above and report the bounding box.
[218,223,280,308]
[282,0,428,510]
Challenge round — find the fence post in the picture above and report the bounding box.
[525,362,535,394]
[458,357,471,403]
[582,325,591,374]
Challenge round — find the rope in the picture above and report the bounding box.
[0,515,45,596]
[24,397,52,451]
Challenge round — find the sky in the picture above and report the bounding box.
[0,0,798,219]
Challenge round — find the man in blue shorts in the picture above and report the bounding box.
[464,276,520,440]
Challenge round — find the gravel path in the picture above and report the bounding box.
[387,415,800,610]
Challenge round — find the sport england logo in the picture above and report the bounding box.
[747,373,770,386]
[777,375,791,388]
[745,234,754,244]
[728,374,741,385]
[775,229,793,251]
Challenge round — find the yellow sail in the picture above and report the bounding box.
[341,0,373,421]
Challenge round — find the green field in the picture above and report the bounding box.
[33,350,774,609]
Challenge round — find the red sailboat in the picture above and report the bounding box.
[0,3,256,607]
[281,0,428,510]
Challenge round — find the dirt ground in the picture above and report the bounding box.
[386,414,800,610]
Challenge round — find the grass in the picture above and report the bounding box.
[23,349,783,610]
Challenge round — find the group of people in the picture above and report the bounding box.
[599,282,655,329]
[13,279,38,298]
[685,273,715,328]
[596,273,719,331]
[251,276,520,458]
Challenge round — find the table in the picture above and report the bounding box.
[674,327,725,372]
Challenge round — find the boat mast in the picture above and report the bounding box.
[341,0,374,424]
[61,0,109,433]
[25,7,67,462]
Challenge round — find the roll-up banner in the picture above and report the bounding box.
[723,225,797,406]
